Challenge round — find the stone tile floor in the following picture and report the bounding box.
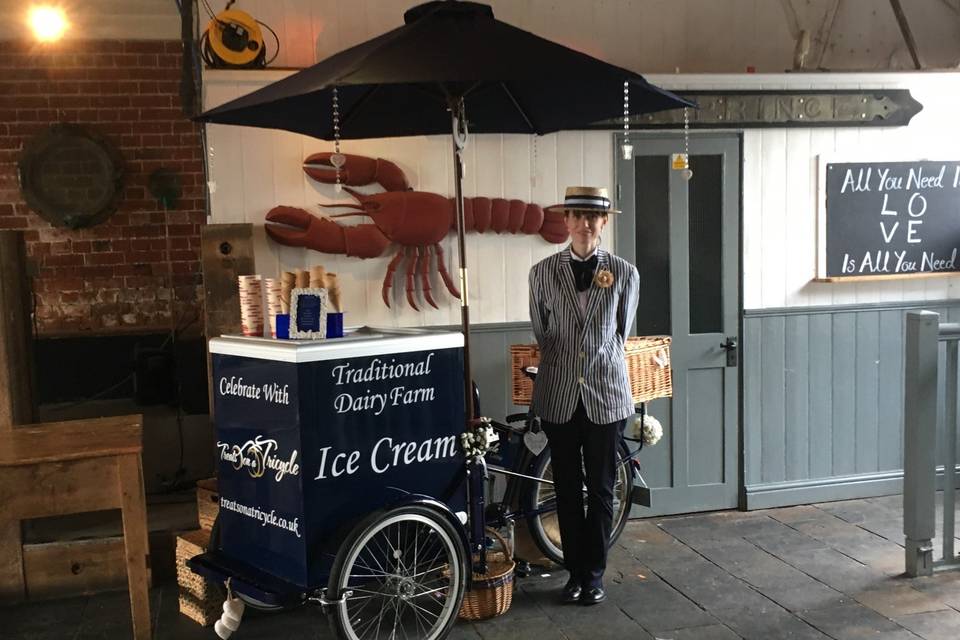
[3,494,960,639]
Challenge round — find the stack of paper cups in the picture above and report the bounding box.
[238,275,264,337]
[309,265,326,289]
[325,272,341,312]
[265,278,283,337]
[294,268,309,288]
[280,271,295,314]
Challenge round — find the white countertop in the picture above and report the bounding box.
[209,327,465,363]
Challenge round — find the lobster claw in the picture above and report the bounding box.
[265,205,390,259]
[264,206,325,248]
[303,153,410,193]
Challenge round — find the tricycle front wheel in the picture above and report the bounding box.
[327,505,467,640]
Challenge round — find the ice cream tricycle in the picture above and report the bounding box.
[189,327,653,639]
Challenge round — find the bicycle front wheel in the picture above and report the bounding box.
[327,505,467,640]
[524,441,634,565]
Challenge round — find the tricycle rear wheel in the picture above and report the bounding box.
[327,504,467,640]
[525,441,634,565]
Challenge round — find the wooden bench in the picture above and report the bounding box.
[0,415,151,640]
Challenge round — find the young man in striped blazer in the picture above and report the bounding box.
[528,186,640,605]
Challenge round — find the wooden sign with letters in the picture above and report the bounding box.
[588,90,922,129]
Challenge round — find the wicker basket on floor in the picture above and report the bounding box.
[510,336,673,406]
[458,528,515,621]
[176,528,221,626]
[196,477,219,532]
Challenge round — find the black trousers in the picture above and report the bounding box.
[542,400,626,588]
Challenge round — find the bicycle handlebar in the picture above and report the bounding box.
[487,418,527,437]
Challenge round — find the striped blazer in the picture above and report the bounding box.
[528,248,640,425]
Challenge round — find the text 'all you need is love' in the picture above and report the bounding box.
[839,163,960,275]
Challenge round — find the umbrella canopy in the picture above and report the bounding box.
[197,0,693,138]
[196,0,693,436]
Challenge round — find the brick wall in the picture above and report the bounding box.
[0,39,205,336]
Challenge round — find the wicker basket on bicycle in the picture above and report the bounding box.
[510,336,673,406]
[458,528,515,621]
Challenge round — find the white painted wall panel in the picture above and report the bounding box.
[205,66,960,323]
[203,71,589,328]
[649,72,960,311]
[783,127,811,308]
[760,128,788,310]
[806,126,840,307]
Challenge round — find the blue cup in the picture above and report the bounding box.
[326,312,344,338]
[275,314,290,339]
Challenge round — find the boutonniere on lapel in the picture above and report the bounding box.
[594,269,614,288]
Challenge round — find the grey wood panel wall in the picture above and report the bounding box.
[744,301,960,509]
[453,305,960,513]
[448,323,537,422]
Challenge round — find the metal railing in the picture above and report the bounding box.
[904,311,960,576]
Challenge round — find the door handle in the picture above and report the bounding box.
[720,337,737,367]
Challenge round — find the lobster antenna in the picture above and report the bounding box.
[317,203,364,211]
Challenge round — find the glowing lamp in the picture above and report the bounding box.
[29,6,67,42]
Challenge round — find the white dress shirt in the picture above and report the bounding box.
[570,247,598,314]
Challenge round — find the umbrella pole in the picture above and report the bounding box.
[450,100,474,424]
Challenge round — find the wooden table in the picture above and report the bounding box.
[0,415,151,639]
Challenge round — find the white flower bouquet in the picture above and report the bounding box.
[631,414,663,446]
[460,418,496,462]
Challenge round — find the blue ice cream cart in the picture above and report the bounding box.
[189,327,478,639]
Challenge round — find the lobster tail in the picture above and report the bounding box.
[452,198,566,243]
[538,208,568,243]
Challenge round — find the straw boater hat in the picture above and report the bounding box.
[547,186,621,214]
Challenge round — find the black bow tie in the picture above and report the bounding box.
[570,255,598,292]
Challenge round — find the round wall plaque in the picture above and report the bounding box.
[18,123,125,229]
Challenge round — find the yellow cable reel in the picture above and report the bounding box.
[205,9,265,67]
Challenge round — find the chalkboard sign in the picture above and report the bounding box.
[818,159,960,280]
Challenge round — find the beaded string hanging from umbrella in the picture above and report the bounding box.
[330,86,345,192]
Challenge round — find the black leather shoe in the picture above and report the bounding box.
[580,586,606,605]
[560,581,582,604]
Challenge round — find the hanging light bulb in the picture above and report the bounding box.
[621,81,633,160]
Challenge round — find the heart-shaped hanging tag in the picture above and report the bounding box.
[329,153,346,169]
[523,430,548,456]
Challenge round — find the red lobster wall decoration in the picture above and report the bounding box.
[265,153,569,310]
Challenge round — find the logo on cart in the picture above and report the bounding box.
[217,435,300,482]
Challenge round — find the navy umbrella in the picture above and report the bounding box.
[197,0,693,420]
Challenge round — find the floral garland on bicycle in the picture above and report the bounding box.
[460,417,496,463]
[631,413,664,445]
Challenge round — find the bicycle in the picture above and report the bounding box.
[481,367,648,567]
